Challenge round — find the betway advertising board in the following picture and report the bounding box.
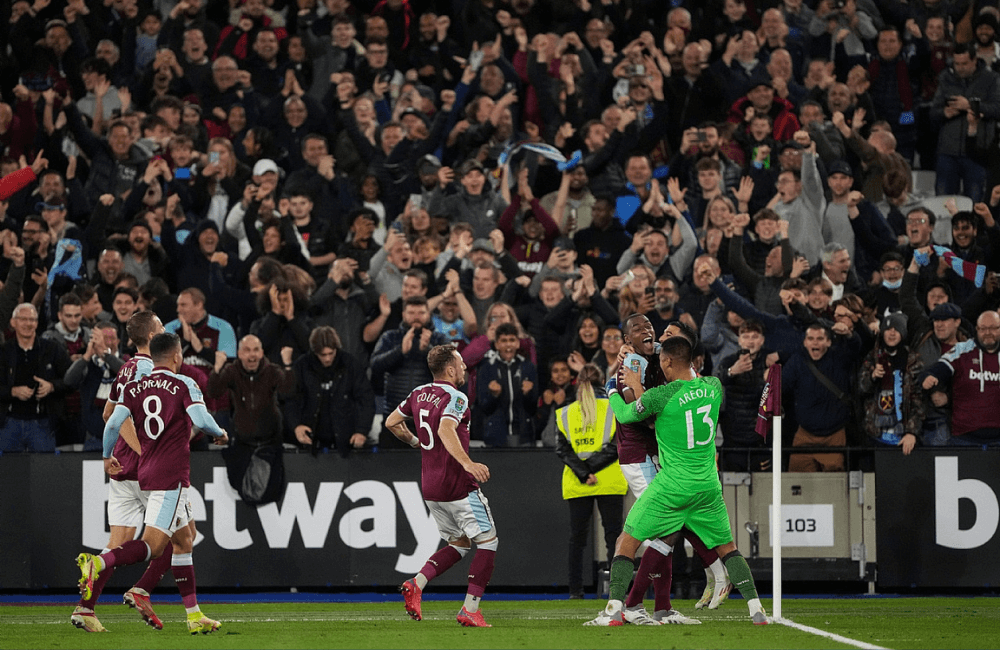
[0,452,576,590]
[876,451,1000,587]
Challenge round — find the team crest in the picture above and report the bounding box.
[628,358,642,372]
[454,396,466,412]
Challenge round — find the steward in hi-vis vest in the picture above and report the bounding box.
[554,364,626,600]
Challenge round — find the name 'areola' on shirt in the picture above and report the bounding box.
[677,384,719,407]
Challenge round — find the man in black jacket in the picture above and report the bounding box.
[284,326,375,456]
[716,320,771,472]
[0,303,72,451]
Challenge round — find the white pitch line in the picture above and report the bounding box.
[775,616,889,650]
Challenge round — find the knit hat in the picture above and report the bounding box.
[882,312,907,340]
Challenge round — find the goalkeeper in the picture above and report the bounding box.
[585,336,768,627]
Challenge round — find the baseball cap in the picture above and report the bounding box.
[417,154,442,175]
[748,79,773,92]
[400,106,429,126]
[778,141,804,153]
[471,238,494,254]
[252,158,279,176]
[929,303,962,320]
[458,159,485,176]
[553,236,576,252]
[828,160,853,177]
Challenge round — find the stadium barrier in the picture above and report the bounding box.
[2,449,998,590]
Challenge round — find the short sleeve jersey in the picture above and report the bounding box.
[396,382,476,502]
[635,376,723,494]
[119,368,203,491]
[107,353,154,482]
[611,352,663,464]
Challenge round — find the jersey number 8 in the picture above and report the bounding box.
[143,395,166,440]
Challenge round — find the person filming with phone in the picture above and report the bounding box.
[931,44,1000,202]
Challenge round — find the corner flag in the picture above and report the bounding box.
[755,363,781,438]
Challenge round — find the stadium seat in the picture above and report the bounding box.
[912,170,937,195]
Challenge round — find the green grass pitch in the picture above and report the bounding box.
[3,597,1000,649]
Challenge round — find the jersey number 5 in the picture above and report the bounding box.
[417,408,435,450]
[143,395,166,440]
[685,404,715,449]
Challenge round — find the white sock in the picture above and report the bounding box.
[414,573,428,590]
[704,567,714,584]
[710,559,729,584]
[185,606,201,615]
[463,594,481,613]
[747,598,763,615]
[605,599,623,615]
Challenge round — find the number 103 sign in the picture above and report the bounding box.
[768,504,835,547]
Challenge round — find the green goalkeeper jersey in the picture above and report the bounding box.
[610,376,722,493]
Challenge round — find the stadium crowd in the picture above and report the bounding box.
[2,0,1000,468]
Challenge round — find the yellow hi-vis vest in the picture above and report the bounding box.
[556,397,628,500]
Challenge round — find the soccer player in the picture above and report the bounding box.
[588,336,768,626]
[384,344,497,628]
[71,311,165,632]
[604,315,729,625]
[77,333,229,635]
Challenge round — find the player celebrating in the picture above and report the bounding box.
[385,344,497,628]
[71,311,166,633]
[603,315,728,625]
[77,333,229,635]
[588,336,768,626]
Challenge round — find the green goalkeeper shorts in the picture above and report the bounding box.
[623,478,734,549]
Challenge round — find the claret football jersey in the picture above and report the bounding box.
[119,368,204,491]
[107,353,154,482]
[396,381,476,502]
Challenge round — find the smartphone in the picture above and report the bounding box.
[644,286,655,297]
[504,81,516,94]
[62,137,80,158]
[695,130,708,142]
[209,151,220,164]
[409,194,422,211]
[175,167,191,179]
[390,219,405,232]
[970,97,982,114]
[468,49,485,72]
[380,72,393,83]
[739,348,751,356]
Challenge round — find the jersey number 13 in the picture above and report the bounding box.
[685,405,715,449]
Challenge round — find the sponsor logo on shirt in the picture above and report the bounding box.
[968,368,1000,382]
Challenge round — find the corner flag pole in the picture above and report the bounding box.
[772,409,782,621]
[757,364,783,621]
